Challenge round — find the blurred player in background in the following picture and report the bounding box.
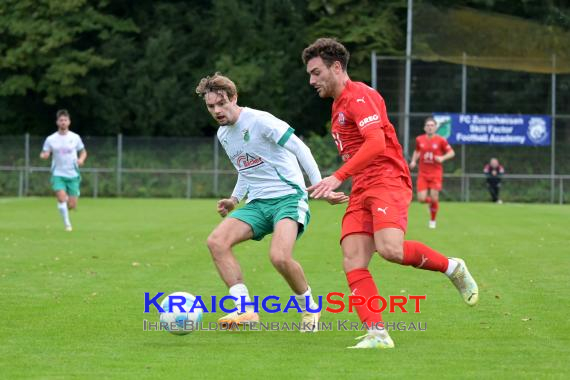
[40,109,87,232]
[196,73,348,332]
[302,38,477,349]
[409,117,455,229]
[484,157,504,203]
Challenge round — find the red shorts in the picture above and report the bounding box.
[416,175,443,192]
[341,178,412,243]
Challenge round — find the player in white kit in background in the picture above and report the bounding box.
[40,110,87,231]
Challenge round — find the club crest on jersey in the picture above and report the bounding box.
[337,112,346,125]
[242,129,250,142]
[432,144,437,149]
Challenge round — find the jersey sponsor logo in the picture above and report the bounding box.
[358,114,379,128]
[356,97,365,103]
[377,206,389,215]
[337,112,346,125]
[57,147,75,155]
[236,153,264,171]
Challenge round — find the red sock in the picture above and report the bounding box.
[430,200,439,221]
[402,241,449,272]
[346,268,383,329]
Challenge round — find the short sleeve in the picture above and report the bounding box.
[258,113,294,147]
[414,136,421,152]
[76,136,85,151]
[42,137,51,152]
[441,137,452,152]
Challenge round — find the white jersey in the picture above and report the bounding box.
[218,107,311,202]
[42,131,85,178]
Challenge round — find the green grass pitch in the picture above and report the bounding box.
[1,198,569,379]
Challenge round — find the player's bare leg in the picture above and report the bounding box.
[417,189,437,228]
[342,234,394,349]
[55,190,72,231]
[270,218,320,332]
[67,196,78,210]
[374,228,478,306]
[206,218,259,327]
[428,189,439,228]
[417,190,428,203]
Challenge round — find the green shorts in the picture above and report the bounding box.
[229,194,310,241]
[50,176,81,197]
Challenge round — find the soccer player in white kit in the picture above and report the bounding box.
[40,110,87,231]
[196,73,348,331]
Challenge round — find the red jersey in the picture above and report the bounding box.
[331,80,411,191]
[414,134,452,178]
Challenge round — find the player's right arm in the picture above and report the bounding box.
[409,137,421,169]
[409,150,420,170]
[40,137,51,159]
[217,173,247,217]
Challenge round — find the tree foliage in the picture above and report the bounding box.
[0,0,567,137]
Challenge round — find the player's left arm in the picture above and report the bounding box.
[309,93,387,199]
[76,137,87,166]
[435,139,455,163]
[78,149,87,166]
[281,134,322,186]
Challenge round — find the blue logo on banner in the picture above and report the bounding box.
[432,113,551,146]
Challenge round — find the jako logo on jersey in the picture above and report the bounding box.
[338,112,346,125]
[236,153,263,170]
[358,114,379,128]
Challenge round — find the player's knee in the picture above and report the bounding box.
[342,253,366,272]
[417,194,426,202]
[206,233,229,255]
[269,250,291,270]
[377,243,403,263]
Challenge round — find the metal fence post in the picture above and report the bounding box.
[186,172,192,199]
[117,133,123,196]
[18,170,24,197]
[461,53,467,201]
[93,170,99,198]
[371,51,377,90]
[24,133,30,196]
[403,0,413,159]
[213,135,219,196]
[550,54,556,203]
[558,176,564,204]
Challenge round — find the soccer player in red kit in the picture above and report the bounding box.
[302,38,478,349]
[409,117,455,229]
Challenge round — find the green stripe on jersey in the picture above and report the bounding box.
[277,127,295,147]
[274,168,305,199]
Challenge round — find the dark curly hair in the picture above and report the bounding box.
[302,38,350,71]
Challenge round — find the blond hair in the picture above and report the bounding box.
[195,72,237,99]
